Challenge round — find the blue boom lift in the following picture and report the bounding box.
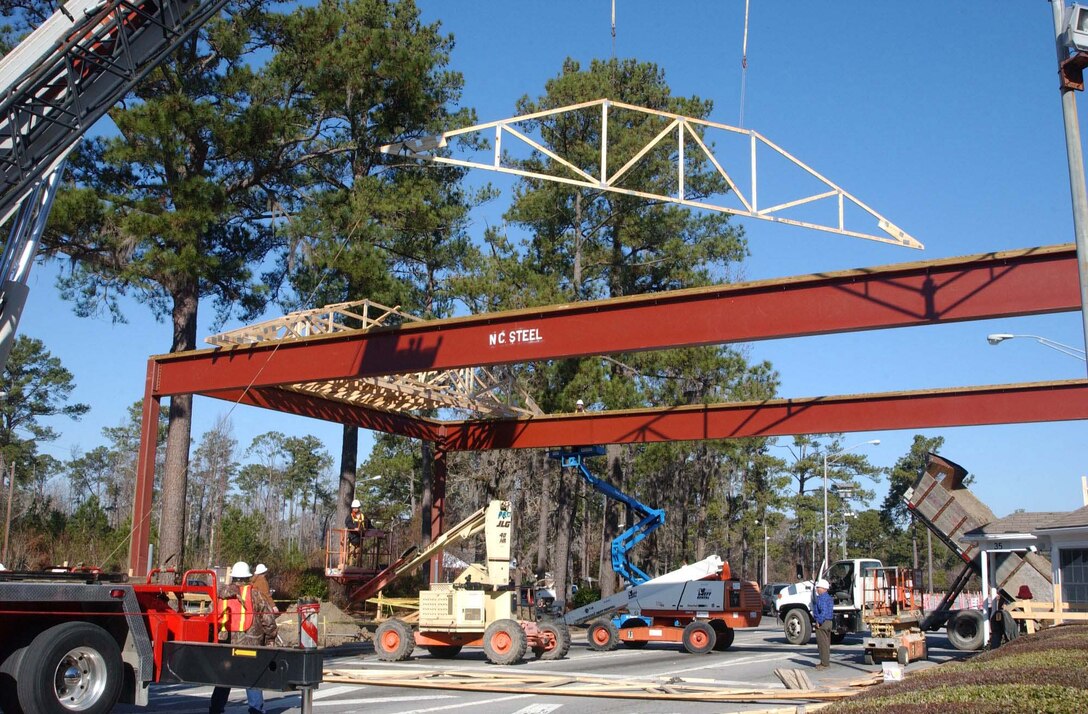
[548,446,664,586]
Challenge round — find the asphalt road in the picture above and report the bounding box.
[119,621,972,714]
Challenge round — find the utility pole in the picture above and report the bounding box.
[1050,0,1088,374]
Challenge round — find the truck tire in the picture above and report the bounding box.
[681,621,716,654]
[897,645,909,666]
[831,631,847,645]
[15,621,122,714]
[946,610,985,651]
[423,645,462,658]
[533,620,570,660]
[711,622,735,651]
[483,619,527,665]
[375,618,416,661]
[0,646,27,714]
[782,608,812,645]
[586,619,619,652]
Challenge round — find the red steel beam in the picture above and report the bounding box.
[436,380,1088,451]
[149,245,1080,396]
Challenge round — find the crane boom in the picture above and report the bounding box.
[0,0,231,371]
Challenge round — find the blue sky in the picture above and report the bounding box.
[15,1,1088,517]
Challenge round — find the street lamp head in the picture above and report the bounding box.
[987,333,1015,346]
[1064,4,1088,52]
[867,439,880,446]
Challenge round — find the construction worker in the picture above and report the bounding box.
[812,578,834,669]
[252,563,278,615]
[345,499,364,564]
[210,561,278,714]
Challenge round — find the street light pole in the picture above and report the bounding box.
[1050,0,1088,376]
[763,519,769,584]
[822,440,879,573]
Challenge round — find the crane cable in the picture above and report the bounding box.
[739,0,750,127]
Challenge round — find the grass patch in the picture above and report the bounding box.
[824,623,1088,713]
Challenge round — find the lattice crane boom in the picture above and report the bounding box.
[0,0,232,371]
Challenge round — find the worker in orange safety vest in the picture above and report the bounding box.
[210,561,278,714]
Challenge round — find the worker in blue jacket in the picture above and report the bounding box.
[812,578,834,669]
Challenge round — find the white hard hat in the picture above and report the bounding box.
[575,399,584,406]
[351,499,362,508]
[254,563,268,576]
[230,561,252,579]
[815,578,830,589]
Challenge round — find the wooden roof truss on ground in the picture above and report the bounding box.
[206,299,541,419]
[381,98,923,249]
[322,667,882,703]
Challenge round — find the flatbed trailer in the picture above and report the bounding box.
[0,568,322,713]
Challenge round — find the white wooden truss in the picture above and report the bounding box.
[206,300,541,418]
[381,98,922,249]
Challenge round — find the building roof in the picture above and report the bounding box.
[1035,505,1088,531]
[963,511,1067,539]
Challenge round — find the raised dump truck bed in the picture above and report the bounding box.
[904,453,1053,615]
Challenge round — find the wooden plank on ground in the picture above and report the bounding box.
[322,667,879,703]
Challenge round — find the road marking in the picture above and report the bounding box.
[313,684,362,700]
[313,694,457,707]
[510,704,563,714]
[400,694,533,713]
[158,685,215,697]
[652,652,789,677]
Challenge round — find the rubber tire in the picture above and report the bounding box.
[783,608,812,645]
[483,619,527,665]
[374,618,416,661]
[830,630,847,645]
[16,621,122,714]
[533,620,571,660]
[946,610,985,651]
[711,623,735,651]
[863,651,875,666]
[681,621,716,655]
[586,619,619,652]
[424,645,462,658]
[897,645,909,666]
[0,646,27,714]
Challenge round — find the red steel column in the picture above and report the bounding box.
[128,360,161,577]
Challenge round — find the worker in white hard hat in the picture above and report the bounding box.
[812,578,834,669]
[251,563,278,615]
[345,499,367,565]
[210,561,277,714]
[574,399,585,413]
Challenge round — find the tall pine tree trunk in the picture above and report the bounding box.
[158,284,197,577]
[534,451,552,579]
[552,467,575,608]
[330,425,357,605]
[599,444,625,597]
